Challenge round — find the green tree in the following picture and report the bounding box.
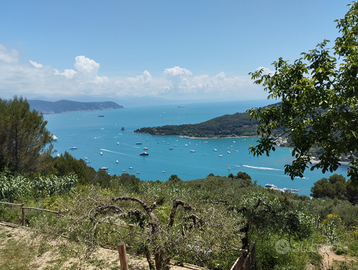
[247,2,358,184]
[0,96,52,174]
[311,174,347,200]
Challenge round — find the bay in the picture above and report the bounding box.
[44,100,347,196]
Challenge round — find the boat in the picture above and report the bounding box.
[52,135,58,141]
[218,154,223,157]
[136,142,142,145]
[143,147,148,150]
[227,151,231,154]
[116,160,118,163]
[190,150,196,153]
[100,167,108,170]
[213,148,217,152]
[100,152,103,155]
[169,148,173,150]
[129,166,133,169]
[70,146,77,150]
[227,164,231,170]
[98,115,104,117]
[117,142,119,145]
[140,151,149,156]
[136,171,140,174]
[162,170,165,173]
[121,127,125,131]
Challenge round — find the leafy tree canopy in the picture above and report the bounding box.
[0,96,53,174]
[247,2,358,184]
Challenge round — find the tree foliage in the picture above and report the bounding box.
[0,96,52,174]
[247,2,358,184]
[135,112,263,138]
[311,174,358,204]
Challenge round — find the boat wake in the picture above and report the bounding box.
[100,148,132,156]
[242,164,281,171]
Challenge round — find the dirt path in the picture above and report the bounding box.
[0,222,204,270]
[318,245,356,270]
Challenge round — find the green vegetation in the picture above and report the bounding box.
[247,2,358,184]
[3,4,358,268]
[0,96,53,174]
[28,99,123,114]
[135,112,278,138]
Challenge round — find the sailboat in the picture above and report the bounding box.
[227,164,231,170]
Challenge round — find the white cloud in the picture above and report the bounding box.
[256,66,275,75]
[164,66,192,77]
[61,69,77,79]
[0,42,266,101]
[0,43,19,64]
[29,60,43,68]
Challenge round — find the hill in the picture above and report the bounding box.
[28,100,124,114]
[134,102,283,138]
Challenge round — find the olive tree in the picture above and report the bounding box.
[247,2,358,184]
[0,96,52,174]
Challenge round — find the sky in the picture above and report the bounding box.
[0,1,350,104]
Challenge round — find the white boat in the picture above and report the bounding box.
[227,164,231,170]
[213,148,217,152]
[100,152,103,155]
[140,151,149,156]
[100,167,108,170]
[136,171,140,174]
[218,154,223,157]
[227,151,231,154]
[70,146,77,150]
[143,147,148,150]
[52,135,58,141]
[162,170,165,173]
[190,150,196,153]
[129,167,133,169]
[116,160,118,163]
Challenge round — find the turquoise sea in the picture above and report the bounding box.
[44,100,347,196]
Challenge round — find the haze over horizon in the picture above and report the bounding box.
[0,1,348,104]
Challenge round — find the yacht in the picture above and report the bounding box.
[140,151,149,156]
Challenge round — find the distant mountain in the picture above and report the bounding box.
[28,99,124,114]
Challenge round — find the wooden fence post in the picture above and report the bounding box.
[117,242,129,270]
[21,203,25,226]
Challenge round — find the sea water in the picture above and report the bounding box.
[44,100,347,196]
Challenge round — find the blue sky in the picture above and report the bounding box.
[0,1,350,104]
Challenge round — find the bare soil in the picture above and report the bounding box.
[0,221,204,270]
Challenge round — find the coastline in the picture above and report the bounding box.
[177,135,258,140]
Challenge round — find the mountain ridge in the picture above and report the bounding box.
[28,99,124,114]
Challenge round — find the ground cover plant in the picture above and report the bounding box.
[2,167,358,270]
